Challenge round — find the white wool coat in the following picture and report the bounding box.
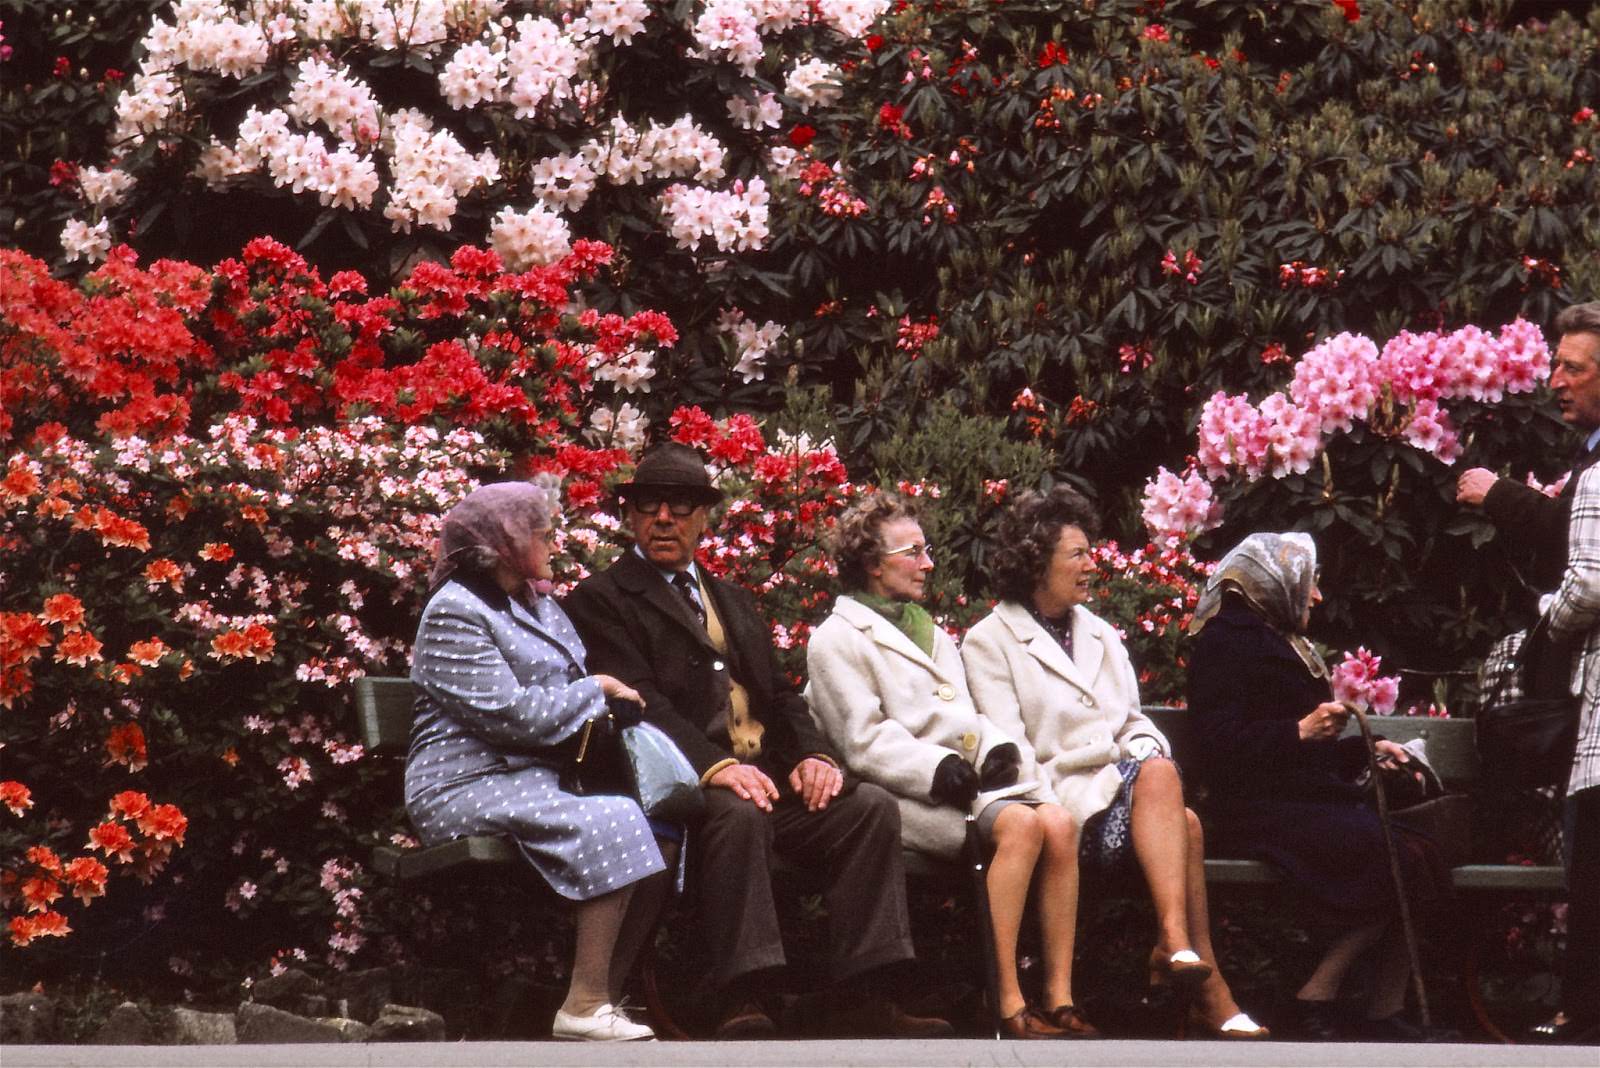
[805,596,1047,859]
[961,601,1168,826]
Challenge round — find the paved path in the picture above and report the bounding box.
[6,1041,1597,1068]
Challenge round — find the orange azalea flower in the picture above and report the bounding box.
[108,790,151,820]
[40,593,85,631]
[0,667,31,709]
[63,857,108,904]
[37,497,72,520]
[88,821,136,862]
[177,658,194,680]
[166,494,192,520]
[0,780,33,816]
[105,723,148,772]
[221,747,240,767]
[1,612,52,665]
[127,638,168,667]
[209,630,251,660]
[97,512,152,551]
[25,846,62,874]
[198,542,234,562]
[49,476,83,497]
[138,803,187,844]
[143,559,184,592]
[10,910,72,947]
[70,505,98,531]
[54,630,104,667]
[0,466,40,503]
[20,876,62,912]
[110,663,143,685]
[242,623,275,660]
[240,505,269,525]
[249,442,286,471]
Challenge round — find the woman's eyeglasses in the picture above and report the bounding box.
[882,542,934,561]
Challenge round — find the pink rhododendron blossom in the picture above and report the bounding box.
[1331,648,1400,714]
[1141,466,1221,544]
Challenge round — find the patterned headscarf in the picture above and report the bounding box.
[1190,531,1327,676]
[427,478,562,599]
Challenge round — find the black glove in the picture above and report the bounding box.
[931,753,980,807]
[607,695,644,728]
[978,742,1021,791]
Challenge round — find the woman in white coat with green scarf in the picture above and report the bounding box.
[807,491,1097,1040]
[961,485,1265,1039]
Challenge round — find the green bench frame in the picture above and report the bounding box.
[356,677,1568,1040]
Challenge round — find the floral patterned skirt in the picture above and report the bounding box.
[1079,758,1147,879]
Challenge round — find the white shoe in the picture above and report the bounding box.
[552,1002,655,1041]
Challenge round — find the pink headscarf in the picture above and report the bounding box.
[427,478,561,598]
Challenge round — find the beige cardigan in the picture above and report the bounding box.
[961,601,1167,826]
[805,596,1046,858]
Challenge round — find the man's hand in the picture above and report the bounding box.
[1456,467,1499,506]
[709,763,780,812]
[789,757,844,812]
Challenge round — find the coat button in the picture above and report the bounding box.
[937,683,956,701]
[1080,693,1095,706]
[961,732,978,751]
[712,660,725,672]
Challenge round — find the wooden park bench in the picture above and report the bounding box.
[356,677,1567,1041]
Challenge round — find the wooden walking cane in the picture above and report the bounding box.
[961,812,1004,1039]
[1345,700,1432,1030]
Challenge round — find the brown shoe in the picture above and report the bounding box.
[829,998,953,1038]
[1000,1005,1069,1039]
[714,1001,777,1040]
[1043,1003,1102,1037]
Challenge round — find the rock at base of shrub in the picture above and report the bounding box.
[0,992,59,1043]
[90,1001,152,1044]
[236,1002,368,1043]
[249,967,327,1017]
[332,967,393,1024]
[370,1004,446,1042]
[167,1006,239,1045]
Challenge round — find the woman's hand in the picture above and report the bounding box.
[1373,739,1426,786]
[595,674,644,708]
[1297,701,1350,742]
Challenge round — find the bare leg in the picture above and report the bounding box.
[1297,920,1387,1002]
[607,840,679,1004]
[1031,804,1081,1012]
[562,885,633,1017]
[1178,809,1246,1024]
[1364,933,1411,1020]
[987,804,1045,1019]
[1129,758,1193,957]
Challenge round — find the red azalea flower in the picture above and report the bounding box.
[865,34,883,52]
[877,103,905,128]
[788,124,817,149]
[1332,0,1360,22]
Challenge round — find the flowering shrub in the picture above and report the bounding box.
[1086,541,1214,705]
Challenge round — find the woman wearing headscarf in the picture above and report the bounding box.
[1186,531,1447,1040]
[407,478,669,1042]
[806,491,1097,1039]
[962,486,1266,1039]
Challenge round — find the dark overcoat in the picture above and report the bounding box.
[562,550,839,786]
[1186,598,1446,921]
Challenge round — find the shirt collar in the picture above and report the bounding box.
[632,544,700,586]
[1586,427,1600,454]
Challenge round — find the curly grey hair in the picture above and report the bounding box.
[831,491,923,592]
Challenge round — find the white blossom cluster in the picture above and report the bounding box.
[718,307,785,383]
[66,0,891,263]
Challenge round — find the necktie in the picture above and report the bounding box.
[671,571,705,627]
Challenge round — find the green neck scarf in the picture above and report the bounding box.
[856,593,935,657]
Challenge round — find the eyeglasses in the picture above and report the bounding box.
[629,497,700,518]
[882,542,934,562]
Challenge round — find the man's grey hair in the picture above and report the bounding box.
[1554,301,1600,340]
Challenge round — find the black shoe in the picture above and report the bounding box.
[713,1000,777,1040]
[1286,998,1344,1041]
[1526,1012,1600,1045]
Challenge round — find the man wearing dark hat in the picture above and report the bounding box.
[564,443,949,1040]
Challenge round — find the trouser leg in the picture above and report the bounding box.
[694,788,785,988]
[1561,786,1600,1016]
[770,782,914,983]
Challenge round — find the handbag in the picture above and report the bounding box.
[558,708,704,822]
[1354,737,1472,865]
[1477,621,1582,791]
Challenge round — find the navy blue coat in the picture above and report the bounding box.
[1187,597,1446,921]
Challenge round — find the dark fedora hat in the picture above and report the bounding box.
[616,443,723,505]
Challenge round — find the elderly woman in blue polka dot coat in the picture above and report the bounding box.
[407,478,669,1042]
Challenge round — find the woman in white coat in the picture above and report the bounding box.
[961,485,1265,1039]
[807,492,1096,1039]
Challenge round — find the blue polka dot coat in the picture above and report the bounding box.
[405,578,665,900]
